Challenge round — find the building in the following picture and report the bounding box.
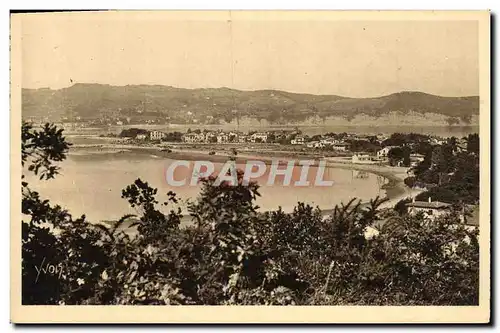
[291,136,305,145]
[204,132,217,143]
[431,137,447,145]
[183,133,204,143]
[320,137,340,146]
[410,153,426,167]
[227,132,239,142]
[238,135,248,143]
[314,142,325,149]
[352,154,375,164]
[217,133,229,143]
[150,131,166,141]
[136,134,147,140]
[377,146,397,159]
[406,197,452,220]
[250,133,268,143]
[306,141,319,148]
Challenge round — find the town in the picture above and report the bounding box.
[112,126,469,168]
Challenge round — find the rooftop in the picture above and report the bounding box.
[406,201,452,209]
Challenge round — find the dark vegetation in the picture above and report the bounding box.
[22,122,479,305]
[394,133,479,218]
[119,128,149,138]
[412,134,479,204]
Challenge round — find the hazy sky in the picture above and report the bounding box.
[18,12,479,97]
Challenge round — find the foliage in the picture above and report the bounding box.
[410,135,479,204]
[388,146,411,167]
[349,140,381,153]
[467,133,480,155]
[382,132,429,148]
[119,128,149,138]
[162,131,184,142]
[21,123,480,306]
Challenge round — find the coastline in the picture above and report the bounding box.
[70,142,421,213]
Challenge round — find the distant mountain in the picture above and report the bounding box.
[21,83,479,126]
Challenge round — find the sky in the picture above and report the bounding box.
[17,11,480,97]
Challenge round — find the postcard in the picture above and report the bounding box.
[10,10,490,323]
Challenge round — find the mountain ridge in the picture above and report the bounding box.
[21,83,480,126]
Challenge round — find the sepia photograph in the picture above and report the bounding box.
[10,10,490,323]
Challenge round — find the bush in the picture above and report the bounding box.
[21,122,480,305]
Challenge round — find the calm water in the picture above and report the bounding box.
[24,150,387,223]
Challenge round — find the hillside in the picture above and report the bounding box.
[21,84,479,126]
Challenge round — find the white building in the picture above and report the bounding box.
[377,146,397,158]
[410,153,426,167]
[406,197,452,220]
[320,137,340,146]
[217,133,229,143]
[183,133,204,143]
[331,143,349,151]
[291,136,305,145]
[204,132,217,143]
[150,131,166,141]
[136,134,147,140]
[352,154,375,164]
[250,133,268,143]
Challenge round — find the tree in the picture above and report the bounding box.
[22,122,107,304]
[467,133,479,155]
[388,147,410,167]
[21,122,479,306]
[118,128,148,138]
[432,144,456,184]
[394,198,411,215]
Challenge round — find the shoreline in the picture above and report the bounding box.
[70,142,419,213]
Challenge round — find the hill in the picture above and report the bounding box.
[21,84,479,126]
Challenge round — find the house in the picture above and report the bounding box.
[306,141,319,148]
[406,197,452,220]
[204,132,217,143]
[136,134,147,140]
[410,153,425,162]
[250,132,268,143]
[217,133,229,143]
[377,146,397,159]
[183,133,204,143]
[352,154,375,164]
[291,136,305,145]
[150,130,166,141]
[462,205,480,231]
[431,137,447,145]
[410,153,426,167]
[238,135,248,143]
[320,137,340,146]
[314,142,325,149]
[227,132,239,143]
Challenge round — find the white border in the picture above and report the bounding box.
[3,1,498,332]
